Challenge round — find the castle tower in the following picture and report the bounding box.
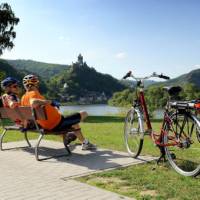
[78,54,83,65]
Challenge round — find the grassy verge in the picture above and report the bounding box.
[78,162,200,200]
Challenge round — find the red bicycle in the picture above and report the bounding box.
[123,71,200,176]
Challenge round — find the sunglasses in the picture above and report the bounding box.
[10,84,19,89]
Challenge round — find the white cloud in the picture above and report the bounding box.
[58,35,71,42]
[58,35,65,40]
[115,52,127,59]
[193,64,200,68]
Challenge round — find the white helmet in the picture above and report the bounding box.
[23,74,39,88]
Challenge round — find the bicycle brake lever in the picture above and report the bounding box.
[123,71,132,79]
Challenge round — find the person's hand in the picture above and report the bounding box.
[51,100,61,109]
[20,127,28,132]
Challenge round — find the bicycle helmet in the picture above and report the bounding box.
[23,74,39,88]
[1,77,19,90]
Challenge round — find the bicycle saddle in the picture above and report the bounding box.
[163,86,182,96]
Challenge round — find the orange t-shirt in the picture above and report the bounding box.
[21,90,61,130]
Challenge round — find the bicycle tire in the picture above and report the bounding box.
[163,111,200,176]
[124,108,144,158]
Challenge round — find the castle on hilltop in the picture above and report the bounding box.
[77,54,83,65]
[72,53,85,67]
[63,54,109,104]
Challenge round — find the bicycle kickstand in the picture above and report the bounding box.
[157,146,167,165]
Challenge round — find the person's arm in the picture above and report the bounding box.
[4,94,20,108]
[9,101,20,108]
[30,98,52,108]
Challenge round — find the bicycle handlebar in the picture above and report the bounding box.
[122,71,132,79]
[158,74,170,80]
[122,71,170,80]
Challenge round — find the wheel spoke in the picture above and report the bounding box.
[164,112,200,176]
[124,109,143,158]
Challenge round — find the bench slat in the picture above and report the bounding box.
[0,106,47,121]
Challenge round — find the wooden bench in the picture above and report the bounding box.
[0,106,72,161]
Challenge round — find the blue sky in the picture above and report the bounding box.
[1,0,200,79]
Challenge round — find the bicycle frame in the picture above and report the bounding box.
[136,86,177,147]
[139,90,152,130]
[126,71,182,147]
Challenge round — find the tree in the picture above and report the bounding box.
[0,3,19,55]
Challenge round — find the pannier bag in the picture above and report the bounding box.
[194,102,200,109]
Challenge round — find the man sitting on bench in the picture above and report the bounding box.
[21,74,96,150]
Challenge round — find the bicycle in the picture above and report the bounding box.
[123,71,200,176]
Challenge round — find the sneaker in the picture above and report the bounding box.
[82,141,97,150]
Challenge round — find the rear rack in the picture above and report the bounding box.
[169,100,200,110]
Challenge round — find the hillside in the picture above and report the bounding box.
[167,68,200,88]
[0,59,25,94]
[7,59,69,79]
[2,55,126,103]
[0,59,24,81]
[151,68,200,88]
[0,59,23,80]
[4,56,199,104]
[109,68,200,110]
[0,59,47,94]
[48,59,126,103]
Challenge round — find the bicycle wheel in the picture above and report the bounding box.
[124,108,144,158]
[163,111,200,176]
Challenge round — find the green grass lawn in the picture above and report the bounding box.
[78,163,200,200]
[0,116,162,156]
[1,116,200,200]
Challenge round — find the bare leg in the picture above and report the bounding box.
[71,124,85,143]
[62,111,88,144]
[62,111,87,142]
[79,111,88,121]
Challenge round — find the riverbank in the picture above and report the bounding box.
[61,102,108,106]
[60,104,163,119]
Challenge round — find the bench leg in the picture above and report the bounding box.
[35,133,71,161]
[35,133,44,161]
[24,131,31,147]
[0,129,7,151]
[0,129,31,151]
[64,144,71,155]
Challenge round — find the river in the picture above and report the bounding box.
[60,104,124,116]
[60,104,163,118]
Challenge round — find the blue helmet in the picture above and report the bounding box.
[1,77,19,90]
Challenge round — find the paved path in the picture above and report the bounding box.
[0,140,155,200]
